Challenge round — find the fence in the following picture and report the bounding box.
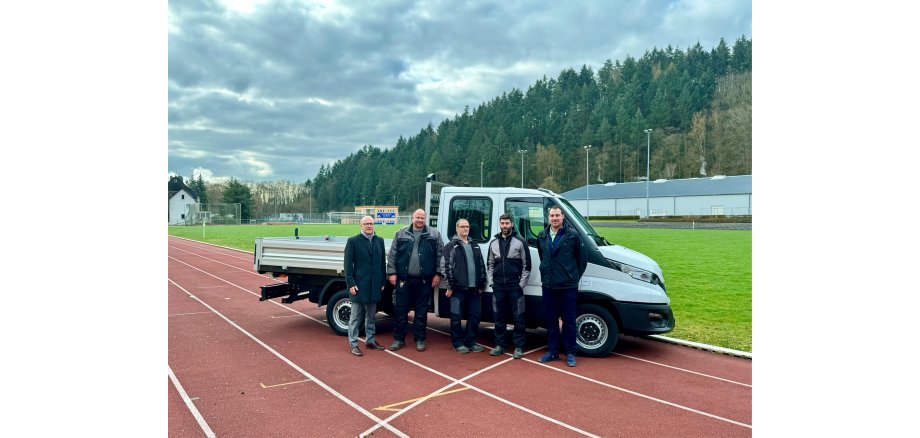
[186,203,242,225]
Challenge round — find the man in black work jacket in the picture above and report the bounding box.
[487,213,531,359]
[442,218,487,353]
[386,209,444,352]
[536,205,586,367]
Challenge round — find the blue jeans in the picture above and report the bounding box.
[542,286,577,355]
[449,286,482,348]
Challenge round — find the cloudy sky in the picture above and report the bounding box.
[168,0,752,184]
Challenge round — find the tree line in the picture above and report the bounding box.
[187,36,752,220]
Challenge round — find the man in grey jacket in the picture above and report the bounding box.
[386,209,444,352]
[487,213,532,359]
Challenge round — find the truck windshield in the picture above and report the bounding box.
[557,197,610,246]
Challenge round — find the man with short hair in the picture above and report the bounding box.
[386,209,444,352]
[536,205,586,367]
[443,218,487,353]
[487,213,531,359]
[343,216,387,356]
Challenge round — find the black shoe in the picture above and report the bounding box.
[416,340,426,351]
[388,340,405,351]
[350,346,363,356]
[366,341,386,350]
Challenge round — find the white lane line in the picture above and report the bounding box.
[168,278,409,438]
[169,245,278,281]
[169,311,211,317]
[522,358,752,429]
[359,348,600,438]
[170,255,750,431]
[169,236,253,257]
[614,353,751,387]
[168,365,216,438]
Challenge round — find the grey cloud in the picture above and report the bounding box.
[168,0,751,182]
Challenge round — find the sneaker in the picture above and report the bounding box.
[387,340,405,351]
[350,346,363,356]
[469,345,484,353]
[538,352,559,363]
[416,340,426,351]
[512,348,524,359]
[366,341,386,350]
[489,346,506,356]
[453,345,470,354]
[566,353,577,367]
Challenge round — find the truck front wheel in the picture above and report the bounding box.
[326,290,351,336]
[575,304,619,357]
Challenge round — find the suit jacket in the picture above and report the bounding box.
[344,233,386,303]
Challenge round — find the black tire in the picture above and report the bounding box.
[575,303,619,357]
[325,289,352,336]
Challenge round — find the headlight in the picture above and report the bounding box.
[606,258,659,286]
[620,264,653,282]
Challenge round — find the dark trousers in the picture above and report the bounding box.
[542,286,577,355]
[492,285,526,349]
[393,277,431,342]
[449,286,481,348]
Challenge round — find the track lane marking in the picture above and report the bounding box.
[167,277,409,438]
[614,352,751,387]
[168,256,600,437]
[260,380,311,389]
[169,252,751,432]
[168,365,216,438]
[373,387,470,411]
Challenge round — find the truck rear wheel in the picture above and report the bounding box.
[575,304,619,357]
[326,290,351,336]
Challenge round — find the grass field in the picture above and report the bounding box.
[169,223,752,352]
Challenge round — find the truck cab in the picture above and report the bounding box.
[426,174,674,356]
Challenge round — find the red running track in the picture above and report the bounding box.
[167,236,752,437]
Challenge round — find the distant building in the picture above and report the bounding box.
[353,205,399,225]
[168,175,199,225]
[561,175,752,217]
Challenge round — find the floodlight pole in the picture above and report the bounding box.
[518,150,527,188]
[644,129,652,218]
[584,144,591,220]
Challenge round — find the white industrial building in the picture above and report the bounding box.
[561,175,752,217]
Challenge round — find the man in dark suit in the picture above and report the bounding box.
[344,215,388,356]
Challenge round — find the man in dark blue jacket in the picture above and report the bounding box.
[536,205,587,367]
[442,218,487,353]
[386,209,444,352]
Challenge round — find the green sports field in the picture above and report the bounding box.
[168,224,752,353]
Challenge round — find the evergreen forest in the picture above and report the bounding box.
[309,36,751,213]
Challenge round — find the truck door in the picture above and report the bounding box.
[503,196,555,327]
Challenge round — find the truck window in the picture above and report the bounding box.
[447,197,492,242]
[504,197,552,247]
